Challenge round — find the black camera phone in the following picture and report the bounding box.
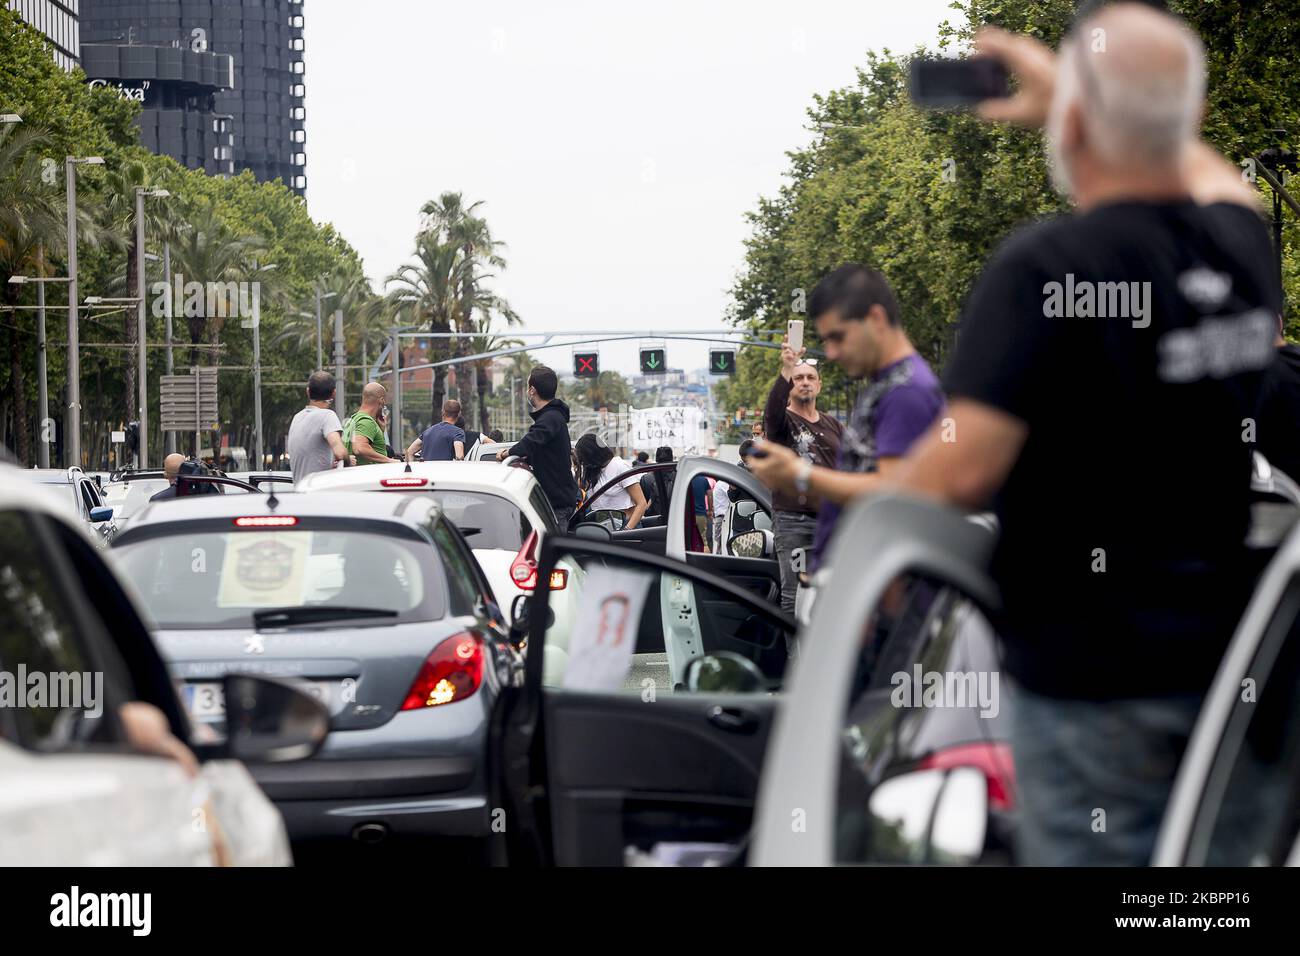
[909,56,1011,108]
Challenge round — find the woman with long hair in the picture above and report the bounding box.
[573,433,649,531]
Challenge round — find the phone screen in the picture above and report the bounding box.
[787,319,804,356]
[909,57,1010,108]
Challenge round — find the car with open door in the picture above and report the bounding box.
[489,533,796,866]
[751,484,1300,866]
[570,458,780,632]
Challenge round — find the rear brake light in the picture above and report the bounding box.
[510,530,539,591]
[380,477,428,487]
[400,632,484,710]
[233,515,298,527]
[918,741,1016,811]
[548,569,567,590]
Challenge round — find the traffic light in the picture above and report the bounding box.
[125,421,140,455]
[709,350,735,375]
[574,352,599,378]
[639,347,666,374]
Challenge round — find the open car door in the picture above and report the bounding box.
[1153,517,1300,866]
[489,534,797,866]
[569,462,676,553]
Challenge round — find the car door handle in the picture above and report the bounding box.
[707,705,759,735]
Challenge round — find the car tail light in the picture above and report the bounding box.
[548,569,567,590]
[918,741,1016,811]
[233,515,298,527]
[380,477,428,488]
[400,632,484,710]
[510,530,539,591]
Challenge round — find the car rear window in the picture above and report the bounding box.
[427,491,531,550]
[113,526,447,629]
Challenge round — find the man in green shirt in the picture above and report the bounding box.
[344,382,398,465]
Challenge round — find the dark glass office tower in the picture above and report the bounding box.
[80,0,307,196]
[8,0,81,71]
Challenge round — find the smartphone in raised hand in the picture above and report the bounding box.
[909,56,1011,108]
[787,318,804,357]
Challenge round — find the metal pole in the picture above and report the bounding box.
[65,158,80,468]
[315,287,323,370]
[510,375,516,438]
[333,308,345,421]
[390,327,402,451]
[135,188,148,469]
[252,286,264,470]
[193,368,201,458]
[163,240,175,455]
[36,244,49,469]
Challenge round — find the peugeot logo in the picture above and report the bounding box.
[244,634,265,655]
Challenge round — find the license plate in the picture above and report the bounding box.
[183,680,334,719]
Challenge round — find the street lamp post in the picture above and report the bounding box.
[314,287,336,370]
[333,308,346,421]
[248,262,277,471]
[135,186,169,469]
[64,155,104,469]
[8,266,71,469]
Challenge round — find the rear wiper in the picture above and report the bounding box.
[253,606,398,629]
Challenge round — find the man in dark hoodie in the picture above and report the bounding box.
[497,365,580,525]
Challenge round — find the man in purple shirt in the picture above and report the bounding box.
[750,263,945,572]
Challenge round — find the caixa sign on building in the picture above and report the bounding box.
[88,79,151,102]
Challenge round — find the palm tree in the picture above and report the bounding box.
[0,124,103,465]
[273,259,376,390]
[165,201,263,368]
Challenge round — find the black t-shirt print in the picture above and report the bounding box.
[943,200,1282,700]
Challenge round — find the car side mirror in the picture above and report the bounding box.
[89,506,113,523]
[865,767,988,864]
[572,522,612,542]
[509,593,531,647]
[221,674,329,764]
[728,529,774,558]
[685,651,765,694]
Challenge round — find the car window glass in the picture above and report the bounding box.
[113,526,443,628]
[1192,574,1300,865]
[529,485,559,534]
[428,490,530,551]
[540,549,790,694]
[431,518,487,615]
[834,572,1012,865]
[0,511,119,750]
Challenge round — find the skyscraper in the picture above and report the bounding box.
[7,0,81,71]
[80,0,307,196]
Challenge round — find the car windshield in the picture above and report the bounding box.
[113,527,447,629]
[103,479,170,518]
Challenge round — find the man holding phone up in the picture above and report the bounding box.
[760,321,843,614]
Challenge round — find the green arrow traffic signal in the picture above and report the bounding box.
[640,348,666,374]
[709,350,735,375]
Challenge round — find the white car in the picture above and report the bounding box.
[296,462,580,638]
[0,465,326,865]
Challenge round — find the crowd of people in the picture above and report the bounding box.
[265,4,1300,868]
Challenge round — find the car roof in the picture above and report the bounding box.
[122,486,445,532]
[23,468,81,484]
[298,461,538,496]
[0,464,94,534]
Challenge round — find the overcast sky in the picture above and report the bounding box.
[304,0,957,374]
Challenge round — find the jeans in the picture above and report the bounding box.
[772,510,816,616]
[1010,682,1204,866]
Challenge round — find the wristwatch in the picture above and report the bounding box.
[793,459,813,496]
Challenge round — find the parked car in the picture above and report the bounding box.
[21,466,117,548]
[296,461,575,630]
[101,470,172,535]
[110,487,521,843]
[0,463,326,865]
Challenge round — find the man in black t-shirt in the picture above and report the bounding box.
[890,8,1282,865]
